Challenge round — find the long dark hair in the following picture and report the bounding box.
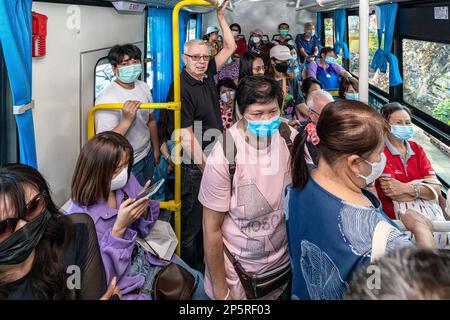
[71,131,134,206]
[239,52,260,81]
[291,100,385,189]
[0,164,74,299]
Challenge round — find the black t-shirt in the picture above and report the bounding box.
[3,213,106,300]
[167,59,223,153]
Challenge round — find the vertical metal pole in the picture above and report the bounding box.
[359,0,369,103]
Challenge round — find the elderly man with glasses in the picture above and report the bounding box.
[166,0,236,272]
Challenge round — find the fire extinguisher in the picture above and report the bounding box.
[32,11,48,57]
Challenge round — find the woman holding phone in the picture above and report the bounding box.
[67,131,207,300]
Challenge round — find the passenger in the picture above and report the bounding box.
[286,100,436,300]
[301,89,334,166]
[273,22,293,46]
[0,164,107,299]
[166,0,236,272]
[215,52,240,84]
[308,47,353,90]
[268,45,307,121]
[346,247,450,300]
[68,131,207,300]
[248,28,265,54]
[238,52,265,81]
[230,23,247,56]
[217,78,237,131]
[203,26,222,58]
[339,77,359,100]
[200,76,298,300]
[301,77,323,101]
[375,103,442,220]
[95,44,160,187]
[295,22,320,64]
[286,44,304,82]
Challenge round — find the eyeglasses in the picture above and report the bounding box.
[309,109,320,117]
[184,54,210,62]
[0,192,46,243]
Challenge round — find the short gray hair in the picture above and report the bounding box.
[183,39,207,54]
[346,247,450,300]
[306,89,333,110]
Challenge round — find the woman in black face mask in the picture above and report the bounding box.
[0,164,108,300]
[267,45,308,123]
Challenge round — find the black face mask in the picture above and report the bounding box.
[275,62,289,74]
[0,209,52,265]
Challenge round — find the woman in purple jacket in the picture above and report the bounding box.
[67,131,207,300]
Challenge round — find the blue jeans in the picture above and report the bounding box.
[130,246,208,300]
[132,149,155,186]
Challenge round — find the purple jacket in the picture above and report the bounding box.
[67,174,172,300]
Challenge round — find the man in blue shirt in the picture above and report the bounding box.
[295,22,320,63]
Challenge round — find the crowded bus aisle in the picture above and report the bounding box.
[0,0,449,301]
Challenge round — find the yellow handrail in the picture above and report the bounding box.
[86,0,215,256]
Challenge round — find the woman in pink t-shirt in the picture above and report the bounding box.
[199,76,300,300]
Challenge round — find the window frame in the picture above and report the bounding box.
[325,2,450,189]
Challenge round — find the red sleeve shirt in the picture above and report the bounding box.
[375,139,436,219]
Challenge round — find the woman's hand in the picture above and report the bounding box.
[399,209,436,249]
[100,277,122,300]
[112,197,150,238]
[217,0,229,19]
[379,177,413,198]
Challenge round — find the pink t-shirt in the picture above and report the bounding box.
[198,123,298,300]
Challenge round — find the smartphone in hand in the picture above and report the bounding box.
[135,179,165,200]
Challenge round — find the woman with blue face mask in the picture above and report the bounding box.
[339,77,359,101]
[200,76,300,300]
[273,23,292,46]
[375,103,442,220]
[307,47,353,90]
[286,100,436,300]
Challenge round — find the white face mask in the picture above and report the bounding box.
[357,153,386,186]
[110,167,128,191]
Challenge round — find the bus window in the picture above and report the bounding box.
[323,17,342,65]
[94,57,114,99]
[347,14,389,93]
[402,38,450,127]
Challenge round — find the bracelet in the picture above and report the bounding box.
[414,185,420,199]
[223,288,230,300]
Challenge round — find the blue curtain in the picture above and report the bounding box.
[333,9,349,59]
[149,8,173,105]
[0,0,37,168]
[179,11,190,70]
[370,3,402,86]
[196,14,203,39]
[316,12,322,47]
[149,8,190,107]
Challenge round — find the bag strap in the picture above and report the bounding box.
[420,183,439,201]
[371,220,397,263]
[222,130,237,195]
[223,244,251,278]
[279,122,293,156]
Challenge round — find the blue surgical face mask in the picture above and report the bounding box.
[345,92,359,101]
[307,30,315,37]
[325,56,335,65]
[280,30,289,37]
[390,125,414,140]
[245,116,281,137]
[117,64,142,84]
[290,55,298,62]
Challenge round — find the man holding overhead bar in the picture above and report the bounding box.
[167,0,236,271]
